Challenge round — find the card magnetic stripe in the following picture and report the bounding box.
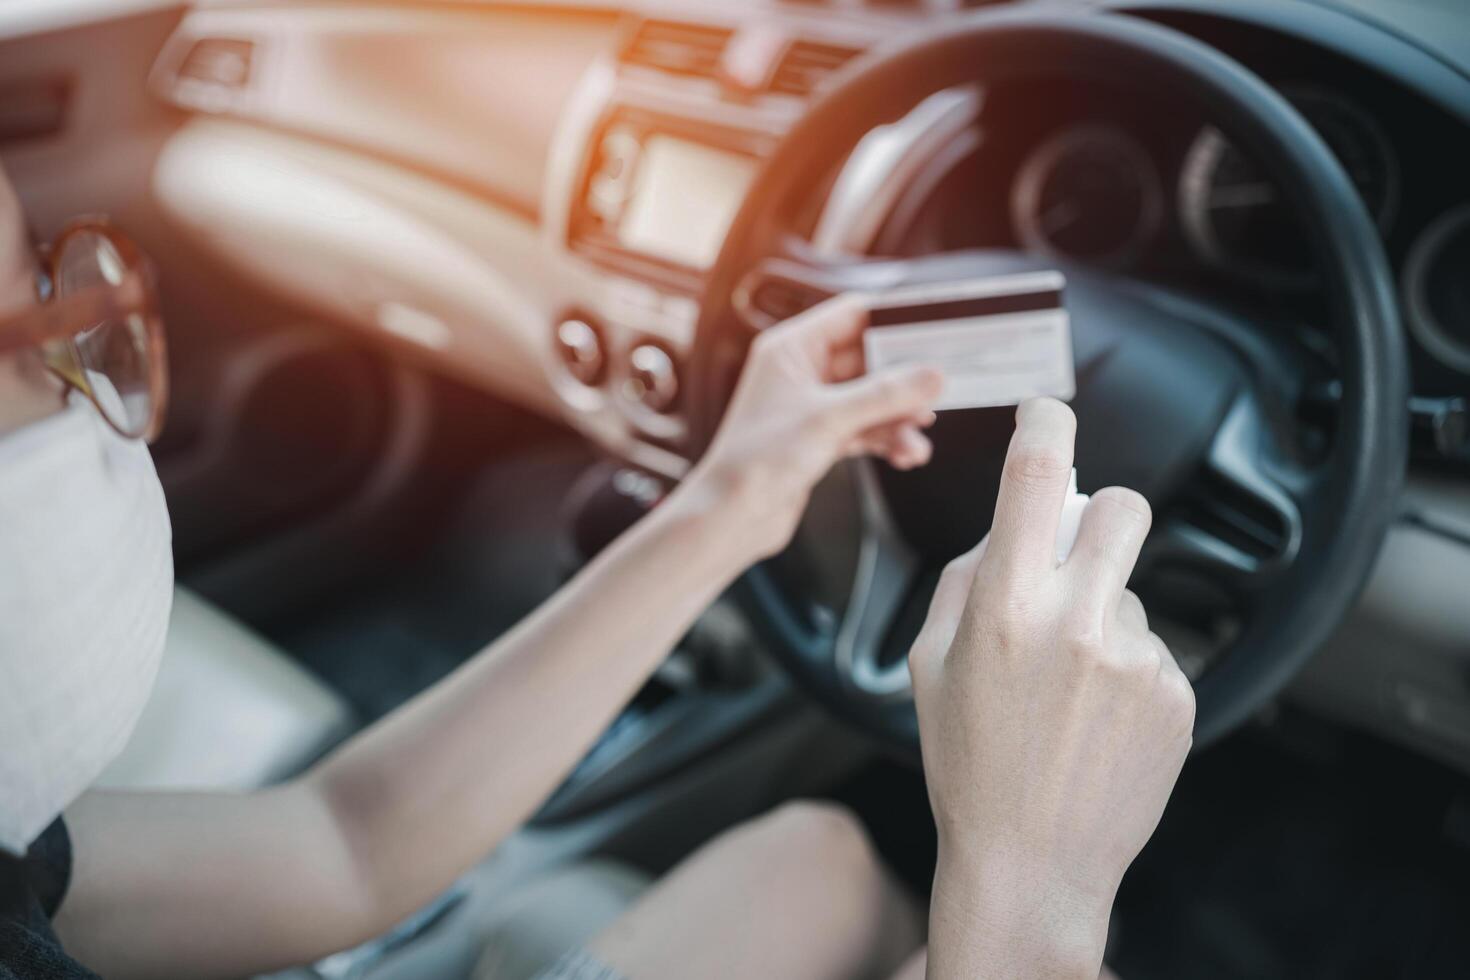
[867,289,1065,328]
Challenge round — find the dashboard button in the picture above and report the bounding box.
[555,318,606,385]
[587,127,641,223]
[626,343,679,413]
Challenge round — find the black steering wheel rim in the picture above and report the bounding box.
[689,9,1409,750]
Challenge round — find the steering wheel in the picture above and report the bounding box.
[688,10,1409,751]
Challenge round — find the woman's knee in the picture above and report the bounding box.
[737,799,880,884]
[584,800,920,980]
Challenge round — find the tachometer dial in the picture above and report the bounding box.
[1179,87,1398,289]
[1404,203,1470,375]
[1012,124,1164,267]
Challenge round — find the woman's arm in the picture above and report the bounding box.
[56,297,943,980]
[60,483,757,978]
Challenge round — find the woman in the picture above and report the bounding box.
[0,164,1193,980]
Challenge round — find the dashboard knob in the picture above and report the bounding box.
[626,343,679,413]
[555,318,605,385]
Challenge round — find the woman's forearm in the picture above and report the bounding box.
[302,477,757,928]
[61,480,761,980]
[58,298,946,980]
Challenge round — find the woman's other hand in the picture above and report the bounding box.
[909,397,1196,980]
[680,295,943,561]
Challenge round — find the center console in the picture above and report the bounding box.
[540,16,872,476]
[574,111,765,286]
[540,6,980,483]
[529,10,966,825]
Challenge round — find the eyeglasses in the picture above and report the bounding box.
[0,219,167,442]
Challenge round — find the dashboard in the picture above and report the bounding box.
[146,0,1470,477]
[124,0,1470,771]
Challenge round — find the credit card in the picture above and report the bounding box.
[861,271,1075,411]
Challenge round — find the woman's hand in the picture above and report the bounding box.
[909,398,1196,980]
[679,295,943,562]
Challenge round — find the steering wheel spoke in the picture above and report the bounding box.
[1148,392,1310,596]
[833,459,920,700]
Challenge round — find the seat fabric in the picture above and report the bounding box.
[97,586,353,791]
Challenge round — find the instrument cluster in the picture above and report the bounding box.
[1007,86,1400,290]
[888,72,1469,390]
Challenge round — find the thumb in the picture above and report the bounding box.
[828,365,944,437]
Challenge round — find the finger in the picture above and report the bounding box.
[1067,486,1152,602]
[878,409,939,435]
[847,413,937,464]
[788,293,867,357]
[884,425,933,470]
[1148,631,1182,674]
[912,537,989,656]
[827,364,944,437]
[985,398,1076,578]
[1117,588,1149,633]
[1155,636,1198,715]
[848,425,930,470]
[847,420,900,456]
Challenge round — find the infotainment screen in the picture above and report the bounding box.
[616,135,759,270]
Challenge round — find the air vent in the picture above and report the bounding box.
[769,39,862,97]
[176,37,255,89]
[622,20,733,80]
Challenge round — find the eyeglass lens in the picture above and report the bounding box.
[51,230,154,438]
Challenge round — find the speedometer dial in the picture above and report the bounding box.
[1179,88,1398,289]
[1012,124,1164,267]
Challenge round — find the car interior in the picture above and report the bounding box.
[4,0,1470,977]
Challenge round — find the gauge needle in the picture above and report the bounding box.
[1209,182,1277,209]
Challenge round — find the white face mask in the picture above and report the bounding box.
[0,389,172,854]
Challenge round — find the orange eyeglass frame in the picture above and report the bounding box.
[0,220,168,442]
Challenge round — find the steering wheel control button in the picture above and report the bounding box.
[555,318,606,386]
[626,343,679,413]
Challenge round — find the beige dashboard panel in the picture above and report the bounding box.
[1293,476,1470,775]
[153,118,564,416]
[152,3,618,218]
